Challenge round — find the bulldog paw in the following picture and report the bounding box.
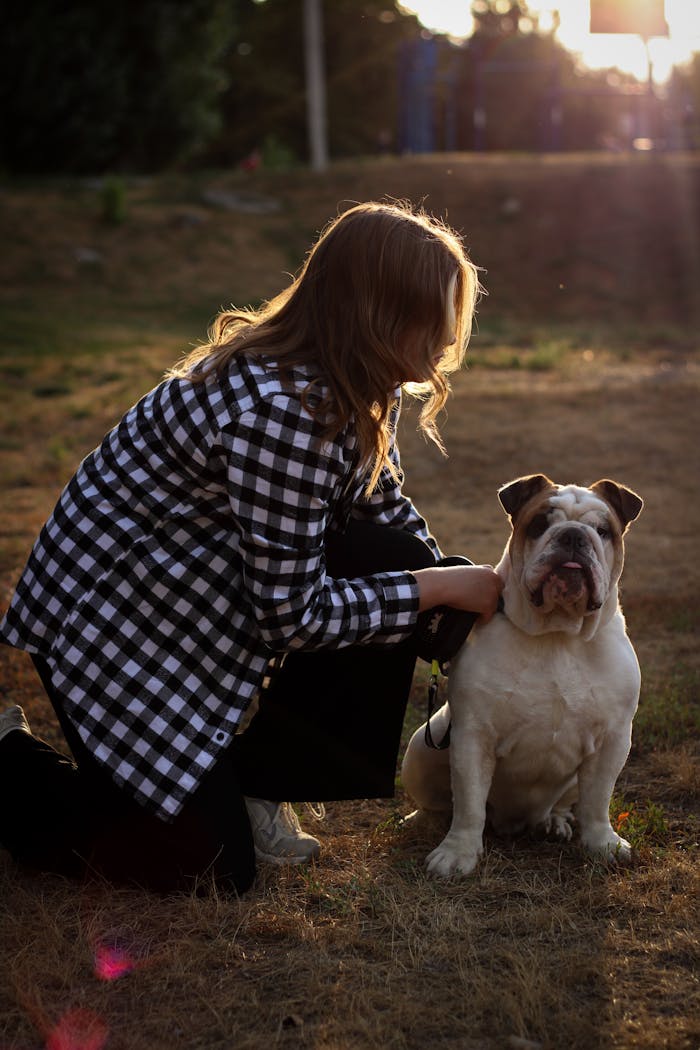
[582,828,632,864]
[425,834,482,877]
[540,811,574,841]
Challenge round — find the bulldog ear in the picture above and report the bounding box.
[498,474,554,519]
[591,479,643,529]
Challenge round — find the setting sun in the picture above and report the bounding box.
[400,0,700,83]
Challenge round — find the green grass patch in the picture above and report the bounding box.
[0,304,137,361]
[468,337,575,371]
[0,300,208,366]
[634,666,700,751]
[99,176,128,225]
[610,795,670,849]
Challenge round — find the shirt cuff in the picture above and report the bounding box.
[369,571,421,644]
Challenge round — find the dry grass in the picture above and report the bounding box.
[1,806,698,1050]
[1,158,699,1049]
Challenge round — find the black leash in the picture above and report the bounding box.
[424,658,451,750]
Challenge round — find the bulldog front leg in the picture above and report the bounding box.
[576,731,633,862]
[426,726,496,877]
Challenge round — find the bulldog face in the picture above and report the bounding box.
[496,475,643,639]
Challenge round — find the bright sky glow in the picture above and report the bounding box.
[399,1,700,83]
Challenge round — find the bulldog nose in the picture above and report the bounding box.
[559,527,587,553]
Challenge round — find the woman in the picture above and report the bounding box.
[0,201,502,894]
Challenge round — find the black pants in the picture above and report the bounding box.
[0,522,441,895]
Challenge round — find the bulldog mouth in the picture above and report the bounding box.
[531,561,600,611]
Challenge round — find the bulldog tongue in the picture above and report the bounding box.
[562,561,582,569]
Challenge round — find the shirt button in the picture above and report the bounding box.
[214,730,227,744]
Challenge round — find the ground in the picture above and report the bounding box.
[0,155,698,1049]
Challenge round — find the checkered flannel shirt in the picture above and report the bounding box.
[0,355,441,819]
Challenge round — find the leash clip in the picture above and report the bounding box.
[424,658,451,751]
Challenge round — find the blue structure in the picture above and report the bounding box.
[398,36,438,153]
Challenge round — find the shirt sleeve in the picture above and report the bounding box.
[350,394,443,560]
[217,394,420,652]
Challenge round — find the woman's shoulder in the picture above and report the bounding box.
[166,353,328,426]
[220,354,328,416]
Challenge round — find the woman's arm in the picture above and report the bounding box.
[413,564,503,622]
[218,397,421,651]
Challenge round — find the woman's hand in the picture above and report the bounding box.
[413,564,504,623]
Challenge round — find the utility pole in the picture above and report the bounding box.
[303,0,328,172]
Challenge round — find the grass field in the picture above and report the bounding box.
[0,156,699,1049]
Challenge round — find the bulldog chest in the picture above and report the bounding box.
[496,650,605,765]
[450,627,624,786]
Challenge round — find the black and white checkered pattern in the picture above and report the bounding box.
[1,356,440,819]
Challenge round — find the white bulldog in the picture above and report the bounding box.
[402,474,643,877]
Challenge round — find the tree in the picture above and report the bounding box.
[668,56,700,149]
[0,0,237,174]
[207,0,423,167]
[451,2,569,151]
[323,1,422,158]
[450,0,654,152]
[205,0,307,167]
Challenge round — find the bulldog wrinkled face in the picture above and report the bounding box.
[517,486,621,618]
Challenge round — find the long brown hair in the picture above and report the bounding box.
[170,200,481,492]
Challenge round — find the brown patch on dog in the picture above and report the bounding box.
[592,479,644,531]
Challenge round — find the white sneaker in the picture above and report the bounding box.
[244,798,322,866]
[0,705,31,745]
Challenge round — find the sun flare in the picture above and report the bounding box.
[399,0,700,83]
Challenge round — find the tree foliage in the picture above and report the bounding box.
[668,55,700,149]
[206,0,422,167]
[0,0,236,173]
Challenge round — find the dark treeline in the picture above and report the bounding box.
[1,0,698,175]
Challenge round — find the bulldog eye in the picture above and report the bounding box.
[526,514,549,539]
[596,524,611,540]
